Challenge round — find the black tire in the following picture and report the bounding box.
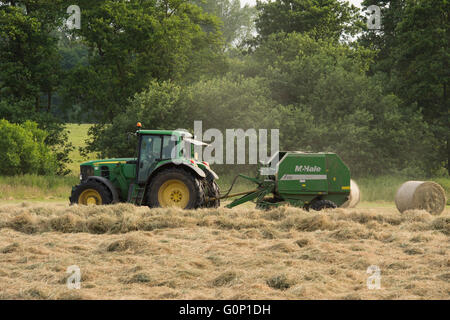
[70,180,113,205]
[204,179,220,208]
[310,199,337,211]
[147,167,204,209]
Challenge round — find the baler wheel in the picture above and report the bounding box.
[310,199,337,211]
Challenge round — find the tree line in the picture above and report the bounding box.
[0,0,448,177]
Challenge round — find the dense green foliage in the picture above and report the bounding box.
[255,0,363,42]
[0,0,448,178]
[360,0,449,175]
[192,0,256,46]
[92,33,437,176]
[62,0,226,122]
[246,34,436,176]
[0,1,66,109]
[0,119,57,175]
[0,1,74,175]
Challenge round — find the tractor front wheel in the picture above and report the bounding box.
[147,168,204,209]
[70,180,113,206]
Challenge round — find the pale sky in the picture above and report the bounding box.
[241,0,363,8]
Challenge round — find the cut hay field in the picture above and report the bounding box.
[0,203,448,300]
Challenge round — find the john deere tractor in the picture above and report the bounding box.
[70,127,220,209]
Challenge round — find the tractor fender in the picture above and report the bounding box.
[202,166,219,180]
[86,176,120,203]
[149,162,206,182]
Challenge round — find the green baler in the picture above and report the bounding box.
[224,152,351,210]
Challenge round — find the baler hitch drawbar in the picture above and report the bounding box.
[207,174,275,209]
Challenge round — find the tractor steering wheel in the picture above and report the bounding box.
[145,151,159,164]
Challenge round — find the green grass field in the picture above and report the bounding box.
[65,123,97,176]
[0,175,79,202]
[357,176,450,203]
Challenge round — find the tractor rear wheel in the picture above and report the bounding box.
[147,168,204,209]
[70,180,113,206]
[310,199,337,211]
[204,179,220,208]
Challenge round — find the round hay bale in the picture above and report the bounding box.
[341,180,361,208]
[395,181,447,215]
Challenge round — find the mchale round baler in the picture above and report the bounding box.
[214,152,357,211]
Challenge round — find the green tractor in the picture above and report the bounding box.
[70,127,220,209]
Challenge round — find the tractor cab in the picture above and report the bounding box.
[135,129,189,184]
[134,129,209,182]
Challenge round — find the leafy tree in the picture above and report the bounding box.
[54,37,90,122]
[85,75,279,157]
[359,1,406,72]
[243,33,436,176]
[90,32,436,176]
[0,119,58,175]
[192,0,256,46]
[85,75,281,176]
[360,0,449,174]
[247,32,375,106]
[0,1,66,110]
[64,0,226,123]
[0,99,74,175]
[82,80,191,158]
[254,0,363,43]
[0,1,75,175]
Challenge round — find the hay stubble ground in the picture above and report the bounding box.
[0,203,448,300]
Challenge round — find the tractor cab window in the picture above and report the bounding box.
[138,135,162,183]
[162,135,177,160]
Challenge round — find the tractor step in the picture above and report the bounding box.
[128,183,146,206]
